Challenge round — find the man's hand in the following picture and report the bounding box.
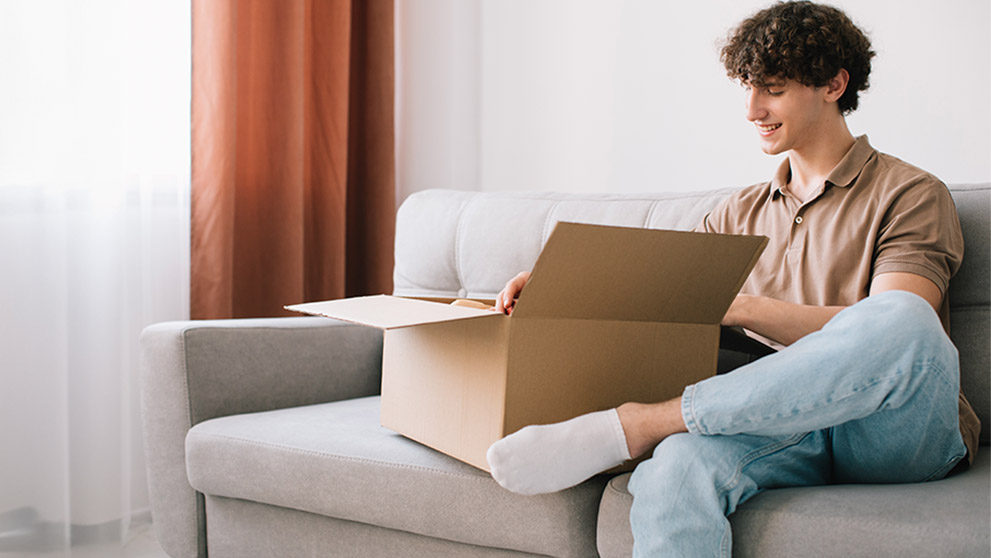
[724,272,943,346]
[494,271,531,314]
[722,294,845,346]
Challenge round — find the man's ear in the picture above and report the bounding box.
[824,69,850,103]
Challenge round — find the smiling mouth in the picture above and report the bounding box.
[756,123,782,134]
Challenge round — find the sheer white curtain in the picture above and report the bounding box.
[0,1,190,554]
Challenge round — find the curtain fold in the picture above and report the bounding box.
[192,0,395,320]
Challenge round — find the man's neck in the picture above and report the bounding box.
[785,121,856,203]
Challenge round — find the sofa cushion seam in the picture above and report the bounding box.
[542,200,564,245]
[207,495,572,558]
[606,484,988,540]
[605,479,633,503]
[188,431,492,482]
[179,328,194,428]
[949,304,991,311]
[730,507,985,540]
[454,196,472,295]
[178,326,208,556]
[644,200,660,229]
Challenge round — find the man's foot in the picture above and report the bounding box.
[486,399,689,495]
[486,409,631,495]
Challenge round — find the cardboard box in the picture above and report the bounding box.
[287,222,766,471]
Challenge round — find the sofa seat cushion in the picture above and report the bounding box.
[597,449,991,558]
[185,396,605,558]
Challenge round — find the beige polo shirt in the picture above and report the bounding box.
[697,135,979,465]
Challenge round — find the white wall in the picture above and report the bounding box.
[397,0,990,202]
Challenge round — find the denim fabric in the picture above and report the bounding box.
[628,291,968,557]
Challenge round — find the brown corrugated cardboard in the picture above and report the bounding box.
[287,222,766,471]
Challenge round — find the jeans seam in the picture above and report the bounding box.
[724,367,911,432]
[921,355,955,392]
[682,384,701,435]
[714,432,809,495]
[916,355,964,482]
[784,372,903,423]
[710,433,810,558]
[923,452,967,482]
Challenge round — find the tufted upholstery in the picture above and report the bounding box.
[393,189,734,300]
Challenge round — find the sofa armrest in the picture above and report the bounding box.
[139,316,382,558]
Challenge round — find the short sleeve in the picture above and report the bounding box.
[873,178,964,294]
[694,202,726,234]
[693,182,770,235]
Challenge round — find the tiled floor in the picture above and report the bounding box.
[1,521,170,558]
[67,522,170,558]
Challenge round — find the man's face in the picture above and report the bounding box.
[743,78,832,156]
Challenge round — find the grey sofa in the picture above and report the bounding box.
[141,184,990,558]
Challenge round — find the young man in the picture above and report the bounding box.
[485,1,980,555]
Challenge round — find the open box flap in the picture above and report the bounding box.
[512,222,767,324]
[286,295,497,329]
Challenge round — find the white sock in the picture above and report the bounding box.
[486,408,632,495]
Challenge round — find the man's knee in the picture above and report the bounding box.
[836,291,960,403]
[836,290,951,354]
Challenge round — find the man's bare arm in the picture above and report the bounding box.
[869,272,943,310]
[722,295,844,346]
[723,271,943,346]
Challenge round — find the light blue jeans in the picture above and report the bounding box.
[627,291,968,557]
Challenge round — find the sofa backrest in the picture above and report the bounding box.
[393,184,990,443]
[945,184,990,444]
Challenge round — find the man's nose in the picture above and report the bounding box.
[745,90,766,122]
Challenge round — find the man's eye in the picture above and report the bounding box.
[767,90,783,96]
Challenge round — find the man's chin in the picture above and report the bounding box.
[758,140,785,156]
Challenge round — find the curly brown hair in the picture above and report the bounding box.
[720,1,875,114]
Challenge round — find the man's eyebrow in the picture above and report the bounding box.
[744,77,786,88]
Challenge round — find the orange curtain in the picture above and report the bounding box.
[191,0,395,319]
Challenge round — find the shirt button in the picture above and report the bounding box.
[795,216,804,224]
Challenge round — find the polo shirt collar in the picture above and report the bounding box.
[826,135,875,188]
[768,159,792,200]
[768,135,876,201]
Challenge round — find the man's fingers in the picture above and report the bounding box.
[496,287,516,314]
[495,272,530,315]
